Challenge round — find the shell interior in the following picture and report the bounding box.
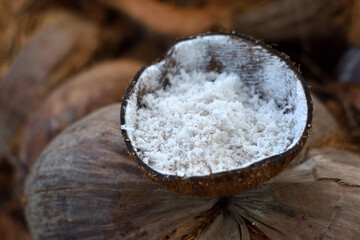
[123,34,309,178]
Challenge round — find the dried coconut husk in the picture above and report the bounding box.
[226,147,360,240]
[0,0,15,77]
[24,104,217,239]
[230,0,353,42]
[305,95,339,145]
[24,103,358,239]
[16,59,143,196]
[101,0,354,42]
[311,130,360,155]
[0,211,31,240]
[0,9,100,160]
[0,0,36,79]
[0,1,130,79]
[100,0,219,36]
[338,46,360,84]
[348,0,360,45]
[311,82,360,130]
[288,94,339,167]
[0,2,67,80]
[0,158,13,203]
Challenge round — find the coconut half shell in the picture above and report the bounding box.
[121,33,312,197]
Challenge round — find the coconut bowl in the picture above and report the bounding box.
[120,33,312,197]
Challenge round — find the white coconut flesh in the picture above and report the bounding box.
[123,35,309,177]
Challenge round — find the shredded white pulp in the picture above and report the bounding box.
[123,35,308,177]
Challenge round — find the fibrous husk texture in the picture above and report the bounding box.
[312,82,360,130]
[0,211,31,240]
[19,59,144,173]
[24,98,360,239]
[102,0,357,43]
[0,9,100,158]
[348,0,360,45]
[24,104,217,239]
[11,59,143,197]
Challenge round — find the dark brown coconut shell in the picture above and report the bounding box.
[120,33,313,197]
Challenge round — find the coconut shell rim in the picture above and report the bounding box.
[120,32,313,181]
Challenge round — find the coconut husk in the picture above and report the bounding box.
[99,0,219,36]
[24,97,353,239]
[16,59,143,197]
[0,0,33,79]
[0,9,100,161]
[0,1,132,79]
[227,147,360,239]
[0,158,12,203]
[0,211,31,240]
[310,130,360,155]
[348,0,360,45]
[100,0,355,42]
[311,82,360,130]
[231,0,352,42]
[338,46,360,84]
[288,94,340,167]
[0,1,58,80]
[302,94,339,146]
[24,104,218,239]
[0,0,15,77]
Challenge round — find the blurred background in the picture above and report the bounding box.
[0,0,359,239]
